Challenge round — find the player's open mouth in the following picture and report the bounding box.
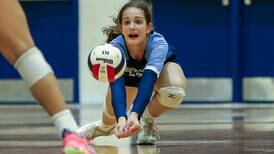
[128,34,139,39]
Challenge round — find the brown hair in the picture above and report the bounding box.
[102,0,153,43]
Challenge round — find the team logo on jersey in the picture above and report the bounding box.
[125,67,143,78]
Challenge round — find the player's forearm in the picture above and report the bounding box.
[131,69,157,119]
[110,76,127,121]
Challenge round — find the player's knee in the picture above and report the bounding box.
[170,75,187,90]
[14,47,53,88]
[156,86,186,108]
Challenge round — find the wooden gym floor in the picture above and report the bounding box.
[0,103,274,154]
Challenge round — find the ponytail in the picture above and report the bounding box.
[102,17,121,43]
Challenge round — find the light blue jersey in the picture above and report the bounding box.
[111,31,176,87]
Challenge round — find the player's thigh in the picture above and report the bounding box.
[155,62,187,91]
[0,0,34,64]
[125,86,138,109]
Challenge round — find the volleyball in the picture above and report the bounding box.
[88,44,126,83]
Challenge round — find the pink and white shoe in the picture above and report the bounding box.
[63,130,96,154]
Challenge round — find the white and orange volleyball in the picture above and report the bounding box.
[88,44,126,83]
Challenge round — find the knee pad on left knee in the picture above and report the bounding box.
[156,87,186,108]
[14,47,53,88]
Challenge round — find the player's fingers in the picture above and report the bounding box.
[117,123,141,138]
[129,123,141,133]
[115,124,126,138]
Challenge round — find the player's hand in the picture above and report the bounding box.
[125,112,142,137]
[115,117,127,138]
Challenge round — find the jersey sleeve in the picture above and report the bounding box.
[110,76,127,120]
[145,33,169,76]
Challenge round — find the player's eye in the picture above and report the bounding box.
[123,20,130,25]
[135,20,143,24]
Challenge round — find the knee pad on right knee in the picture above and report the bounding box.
[14,47,53,88]
[156,86,186,108]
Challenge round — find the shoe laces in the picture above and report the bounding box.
[85,120,102,139]
[86,120,115,139]
[143,118,160,139]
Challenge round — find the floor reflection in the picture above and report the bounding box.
[0,104,274,154]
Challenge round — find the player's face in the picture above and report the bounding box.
[121,7,152,46]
